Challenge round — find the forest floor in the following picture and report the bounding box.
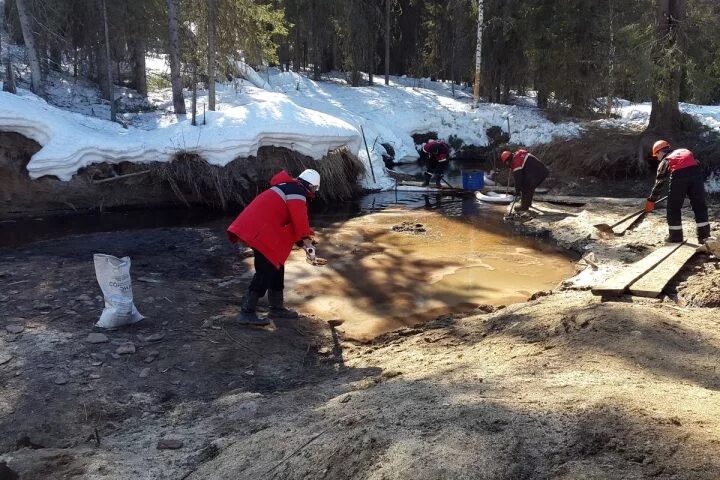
[2,193,720,479]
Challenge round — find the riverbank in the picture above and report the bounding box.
[2,197,720,479]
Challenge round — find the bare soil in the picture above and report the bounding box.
[1,197,720,479]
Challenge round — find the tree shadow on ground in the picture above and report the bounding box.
[185,372,719,480]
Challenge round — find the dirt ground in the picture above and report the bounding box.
[1,197,720,479]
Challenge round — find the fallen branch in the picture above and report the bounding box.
[264,425,332,478]
[92,170,151,184]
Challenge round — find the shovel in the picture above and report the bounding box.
[503,195,519,220]
[593,195,668,234]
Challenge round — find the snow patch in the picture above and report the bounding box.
[0,88,360,182]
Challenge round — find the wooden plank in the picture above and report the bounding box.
[628,244,697,298]
[482,185,549,194]
[591,244,684,297]
[611,211,646,236]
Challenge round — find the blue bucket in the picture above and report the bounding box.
[461,170,485,191]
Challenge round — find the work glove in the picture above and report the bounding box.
[644,200,655,213]
[303,245,316,261]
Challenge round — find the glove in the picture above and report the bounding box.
[644,200,655,213]
[303,245,316,261]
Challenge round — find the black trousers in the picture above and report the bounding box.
[667,166,710,242]
[248,249,284,297]
[517,171,548,211]
[425,160,448,182]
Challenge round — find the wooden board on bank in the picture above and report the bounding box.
[591,243,684,297]
[483,186,549,195]
[627,244,697,297]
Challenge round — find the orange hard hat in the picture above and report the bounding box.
[652,140,671,158]
[500,150,512,163]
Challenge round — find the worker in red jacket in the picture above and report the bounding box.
[421,139,451,187]
[500,149,549,211]
[645,140,710,244]
[227,169,320,325]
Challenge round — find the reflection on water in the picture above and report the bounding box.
[286,197,575,342]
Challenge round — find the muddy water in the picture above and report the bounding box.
[1,191,574,342]
[282,198,574,342]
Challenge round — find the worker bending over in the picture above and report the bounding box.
[500,149,549,212]
[227,169,320,325]
[646,140,711,244]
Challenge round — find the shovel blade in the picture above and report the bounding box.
[593,223,614,234]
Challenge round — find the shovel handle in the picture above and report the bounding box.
[610,195,668,228]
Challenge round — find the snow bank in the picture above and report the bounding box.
[268,70,581,164]
[0,89,360,182]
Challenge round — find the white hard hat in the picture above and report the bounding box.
[298,169,321,191]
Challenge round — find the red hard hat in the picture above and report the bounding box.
[500,150,512,163]
[652,140,671,158]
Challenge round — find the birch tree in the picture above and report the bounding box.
[207,0,217,111]
[473,0,483,105]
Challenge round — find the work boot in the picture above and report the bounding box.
[665,233,684,244]
[421,172,432,187]
[435,175,442,188]
[698,225,711,244]
[268,290,299,319]
[238,291,270,326]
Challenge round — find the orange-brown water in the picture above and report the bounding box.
[282,207,574,342]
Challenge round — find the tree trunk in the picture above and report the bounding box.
[384,0,391,85]
[606,0,615,117]
[473,0,484,104]
[311,0,320,81]
[648,0,685,134]
[15,0,42,94]
[167,0,186,114]
[132,38,148,96]
[100,0,116,121]
[191,61,197,126]
[4,62,17,94]
[207,0,217,111]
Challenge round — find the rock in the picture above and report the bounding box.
[87,333,109,344]
[33,303,53,310]
[144,333,165,343]
[5,325,24,334]
[340,395,351,403]
[139,368,151,378]
[115,343,136,355]
[4,335,18,343]
[157,439,183,450]
[76,294,91,301]
[88,373,101,380]
[0,460,19,480]
[91,361,103,367]
[53,376,68,385]
[0,353,12,365]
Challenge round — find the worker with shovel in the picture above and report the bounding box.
[500,149,549,213]
[421,139,451,187]
[227,169,321,326]
[645,140,711,244]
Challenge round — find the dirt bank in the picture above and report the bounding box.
[0,131,363,219]
[2,198,720,479]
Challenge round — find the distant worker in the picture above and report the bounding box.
[227,169,320,325]
[422,139,451,187]
[500,149,549,212]
[645,140,710,244]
